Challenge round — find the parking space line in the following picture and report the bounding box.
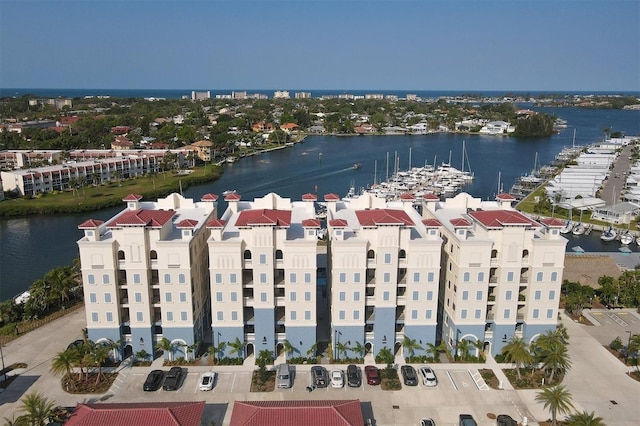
[446,370,458,390]
[230,372,237,392]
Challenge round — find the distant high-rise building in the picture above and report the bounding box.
[191,91,211,101]
[274,91,291,99]
[294,92,311,99]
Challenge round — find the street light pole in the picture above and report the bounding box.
[626,330,632,363]
[0,342,6,383]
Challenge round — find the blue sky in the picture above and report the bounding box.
[1,0,638,91]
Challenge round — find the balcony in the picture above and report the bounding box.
[519,276,529,284]
[120,297,129,304]
[487,295,496,302]
[242,271,253,286]
[484,330,494,339]
[486,312,495,321]
[516,313,525,321]
[518,294,526,302]
[243,297,254,306]
[489,276,498,284]
[365,332,375,340]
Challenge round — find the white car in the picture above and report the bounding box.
[198,371,217,391]
[330,369,344,388]
[419,366,438,387]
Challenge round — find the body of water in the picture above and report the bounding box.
[1,107,639,301]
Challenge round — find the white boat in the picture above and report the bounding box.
[222,189,237,196]
[560,220,573,234]
[620,232,634,245]
[225,157,236,163]
[601,226,617,242]
[572,223,585,235]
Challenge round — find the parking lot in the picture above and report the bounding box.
[581,308,640,347]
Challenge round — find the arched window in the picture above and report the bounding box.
[398,249,406,259]
[117,250,125,260]
[522,249,529,259]
[491,249,498,259]
[243,250,252,260]
[367,250,375,259]
[275,250,283,260]
[149,250,158,260]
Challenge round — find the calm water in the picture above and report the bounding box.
[1,107,639,301]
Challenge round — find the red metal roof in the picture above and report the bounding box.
[65,401,205,426]
[422,218,442,227]
[450,218,473,227]
[324,193,340,201]
[301,218,321,228]
[236,209,291,227]
[302,193,318,201]
[496,192,516,200]
[230,400,364,426]
[206,218,227,228]
[176,219,199,228]
[225,192,242,201]
[329,219,348,227]
[78,219,104,229]
[540,217,566,227]
[468,210,538,228]
[107,209,175,227]
[355,209,414,226]
[122,194,143,201]
[201,193,218,201]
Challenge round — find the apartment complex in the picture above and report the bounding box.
[422,192,567,356]
[77,193,218,360]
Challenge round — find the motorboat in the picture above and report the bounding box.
[222,189,237,196]
[571,223,585,235]
[560,220,573,234]
[620,232,634,245]
[353,163,362,170]
[600,226,617,242]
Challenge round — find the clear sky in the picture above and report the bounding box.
[1,0,638,92]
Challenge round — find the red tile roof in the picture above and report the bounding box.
[468,210,537,228]
[65,401,205,426]
[355,209,414,226]
[422,193,440,200]
[540,217,565,227]
[225,192,242,201]
[176,219,199,228]
[496,192,516,200]
[122,194,143,201]
[329,219,348,227]
[302,218,321,228]
[236,209,291,227]
[324,193,340,201]
[230,400,364,426]
[201,193,219,201]
[450,218,473,227]
[206,218,227,228]
[302,193,318,201]
[400,193,415,200]
[107,209,175,228]
[422,218,442,227]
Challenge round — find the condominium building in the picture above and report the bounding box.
[77,193,218,360]
[207,192,321,359]
[326,192,442,358]
[422,192,567,357]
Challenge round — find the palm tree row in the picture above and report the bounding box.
[50,339,115,389]
[535,385,606,426]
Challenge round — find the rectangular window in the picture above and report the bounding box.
[178,274,186,284]
[231,292,238,302]
[354,310,360,320]
[181,311,188,321]
[217,311,223,321]
[216,292,223,302]
[475,309,481,319]
[339,273,346,283]
[231,311,238,321]
[413,272,420,283]
[179,292,187,302]
[290,273,297,283]
[427,291,433,301]
[339,291,346,302]
[425,310,432,319]
[259,254,267,264]
[304,273,312,283]
[505,290,512,300]
[463,272,470,282]
[135,292,142,303]
[504,309,511,319]
[476,290,482,300]
[339,310,345,320]
[215,273,222,284]
[133,273,140,284]
[89,293,97,303]
[165,292,172,302]
[136,312,143,322]
[427,272,434,282]
[549,290,556,300]
[104,293,111,303]
[91,312,98,322]
[106,312,113,322]
[507,271,514,282]
[551,272,558,281]
[383,291,390,301]
[290,311,297,320]
[411,309,418,320]
[290,292,296,302]
[305,310,311,320]
[461,309,467,319]
[260,292,267,302]
[413,291,419,301]
[354,291,360,301]
[164,273,171,284]
[102,274,109,284]
[354,272,361,283]
[260,273,267,284]
[383,272,390,283]
[88,274,95,285]
[535,290,541,300]
[547,309,554,319]
[537,272,543,282]
[478,272,484,281]
[230,273,237,284]
[533,309,539,319]
[462,291,468,301]
[384,253,391,264]
[305,291,311,301]
[166,312,173,321]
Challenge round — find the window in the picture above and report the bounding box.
[505,290,512,300]
[384,253,391,264]
[165,292,172,302]
[104,293,111,303]
[150,250,157,260]
[339,273,346,283]
[89,293,97,303]
[164,273,171,284]
[427,291,433,301]
[367,250,375,259]
[549,290,556,300]
[217,311,223,321]
[102,274,109,284]
[507,271,514,282]
[535,290,541,300]
[260,292,267,302]
[413,291,419,301]
[290,311,297,320]
[425,310,432,319]
[259,254,267,264]
[383,272,390,283]
[339,292,346,302]
[216,292,223,302]
[231,311,238,321]
[230,274,237,284]
[167,312,173,321]
[91,312,98,322]
[427,272,434,282]
[354,291,360,301]
[383,291,390,301]
[547,309,554,319]
[354,272,361,283]
[354,310,360,320]
[533,309,539,319]
[243,250,251,260]
[215,273,222,284]
[551,272,558,281]
[305,291,311,301]
[462,291,468,301]
[181,311,188,321]
[133,274,140,284]
[305,310,311,320]
[275,250,283,260]
[537,272,543,282]
[478,272,484,281]
[339,310,345,320]
[413,272,420,283]
[475,309,481,319]
[305,273,312,283]
[135,292,142,303]
[106,312,113,322]
[290,292,296,302]
[178,274,186,284]
[289,273,297,283]
[461,309,467,319]
[231,292,238,302]
[88,274,95,285]
[410,309,417,320]
[476,290,483,300]
[399,249,406,259]
[179,292,186,302]
[136,312,143,322]
[504,309,510,319]
[463,272,470,282]
[260,273,267,284]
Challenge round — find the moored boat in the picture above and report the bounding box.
[560,220,573,234]
[353,163,362,170]
[620,232,634,245]
[601,226,617,242]
[572,223,585,235]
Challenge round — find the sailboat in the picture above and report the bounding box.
[560,220,574,234]
[601,226,617,242]
[572,209,585,235]
[620,231,634,245]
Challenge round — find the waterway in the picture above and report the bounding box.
[1,107,639,301]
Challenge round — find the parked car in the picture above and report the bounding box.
[162,366,183,391]
[401,365,418,386]
[419,366,438,387]
[496,415,517,426]
[198,371,217,391]
[143,369,164,391]
[419,419,436,426]
[459,414,477,426]
[364,365,381,385]
[276,363,292,389]
[311,365,328,387]
[330,369,344,388]
[346,364,361,387]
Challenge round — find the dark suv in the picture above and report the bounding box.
[311,366,328,387]
[163,366,183,391]
[346,364,361,387]
[400,365,418,386]
[496,415,517,426]
[459,414,477,426]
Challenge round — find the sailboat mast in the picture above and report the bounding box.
[374,160,377,186]
[386,152,389,182]
[461,141,465,173]
[409,147,412,171]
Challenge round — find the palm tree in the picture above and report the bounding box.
[102,339,122,363]
[533,329,572,382]
[351,341,366,359]
[306,342,318,359]
[542,341,572,383]
[208,341,226,365]
[535,385,575,426]
[155,337,175,361]
[627,333,640,361]
[456,338,471,362]
[335,341,348,360]
[281,339,294,360]
[375,347,394,366]
[18,392,57,426]
[187,342,200,361]
[425,343,439,362]
[472,339,485,360]
[565,410,606,426]
[50,350,77,390]
[402,335,423,360]
[89,343,110,385]
[228,337,245,360]
[501,336,533,379]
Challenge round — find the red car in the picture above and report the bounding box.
[364,365,381,385]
